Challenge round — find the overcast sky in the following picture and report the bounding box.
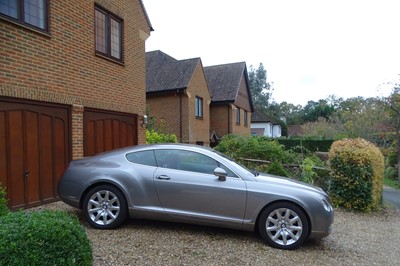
[142,0,400,106]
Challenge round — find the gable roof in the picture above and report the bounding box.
[204,62,246,102]
[251,109,277,123]
[204,62,254,111]
[146,50,201,93]
[139,0,154,31]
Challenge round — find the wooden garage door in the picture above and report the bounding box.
[84,108,137,156]
[0,98,70,209]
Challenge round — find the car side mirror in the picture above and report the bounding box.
[214,167,227,181]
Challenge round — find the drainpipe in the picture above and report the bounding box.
[179,90,183,142]
[228,104,231,134]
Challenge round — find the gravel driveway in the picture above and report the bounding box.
[34,202,400,266]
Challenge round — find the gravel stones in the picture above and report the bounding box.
[33,202,400,266]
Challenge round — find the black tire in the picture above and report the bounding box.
[83,185,128,229]
[258,202,309,250]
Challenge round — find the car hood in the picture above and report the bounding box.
[255,173,327,196]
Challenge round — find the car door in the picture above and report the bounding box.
[153,149,247,225]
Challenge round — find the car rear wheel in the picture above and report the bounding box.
[258,202,309,250]
[83,185,128,229]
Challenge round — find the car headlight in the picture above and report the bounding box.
[322,199,333,212]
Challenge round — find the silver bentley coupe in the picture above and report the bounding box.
[58,143,333,250]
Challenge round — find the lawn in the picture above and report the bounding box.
[384,177,400,189]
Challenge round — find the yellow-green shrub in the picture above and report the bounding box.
[328,138,384,212]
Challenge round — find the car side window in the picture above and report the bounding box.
[126,150,157,167]
[217,162,238,178]
[154,149,237,177]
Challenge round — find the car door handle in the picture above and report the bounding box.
[156,175,171,180]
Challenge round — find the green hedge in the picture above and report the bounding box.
[0,210,92,265]
[278,138,334,152]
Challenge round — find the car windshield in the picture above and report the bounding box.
[211,149,258,176]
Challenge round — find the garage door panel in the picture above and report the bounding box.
[85,120,95,156]
[8,111,25,208]
[0,112,6,187]
[26,111,40,204]
[112,119,120,148]
[40,115,54,200]
[127,124,135,146]
[119,122,127,147]
[54,117,67,196]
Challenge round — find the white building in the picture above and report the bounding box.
[251,110,282,138]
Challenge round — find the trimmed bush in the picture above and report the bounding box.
[0,210,92,265]
[0,184,8,216]
[146,129,178,144]
[328,138,384,212]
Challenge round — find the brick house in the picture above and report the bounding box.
[146,52,253,146]
[0,0,153,209]
[146,50,211,145]
[204,62,254,146]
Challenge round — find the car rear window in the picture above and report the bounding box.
[126,150,157,167]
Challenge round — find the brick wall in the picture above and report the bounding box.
[210,105,230,137]
[186,63,211,145]
[210,104,251,138]
[147,93,183,139]
[0,0,151,158]
[231,105,251,136]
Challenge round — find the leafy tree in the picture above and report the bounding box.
[268,101,304,125]
[384,84,400,183]
[248,63,272,110]
[335,97,388,142]
[303,99,335,122]
[301,117,346,139]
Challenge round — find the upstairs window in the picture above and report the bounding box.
[236,107,240,125]
[195,96,203,118]
[0,0,48,31]
[95,5,123,61]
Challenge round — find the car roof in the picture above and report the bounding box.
[93,143,213,158]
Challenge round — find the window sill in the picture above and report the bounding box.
[95,52,125,66]
[195,116,204,120]
[0,15,51,38]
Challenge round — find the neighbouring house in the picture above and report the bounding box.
[146,50,211,145]
[0,0,153,209]
[204,62,254,146]
[145,52,254,146]
[251,110,282,138]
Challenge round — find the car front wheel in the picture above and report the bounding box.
[258,202,309,250]
[83,185,128,229]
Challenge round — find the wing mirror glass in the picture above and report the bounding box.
[214,167,227,181]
